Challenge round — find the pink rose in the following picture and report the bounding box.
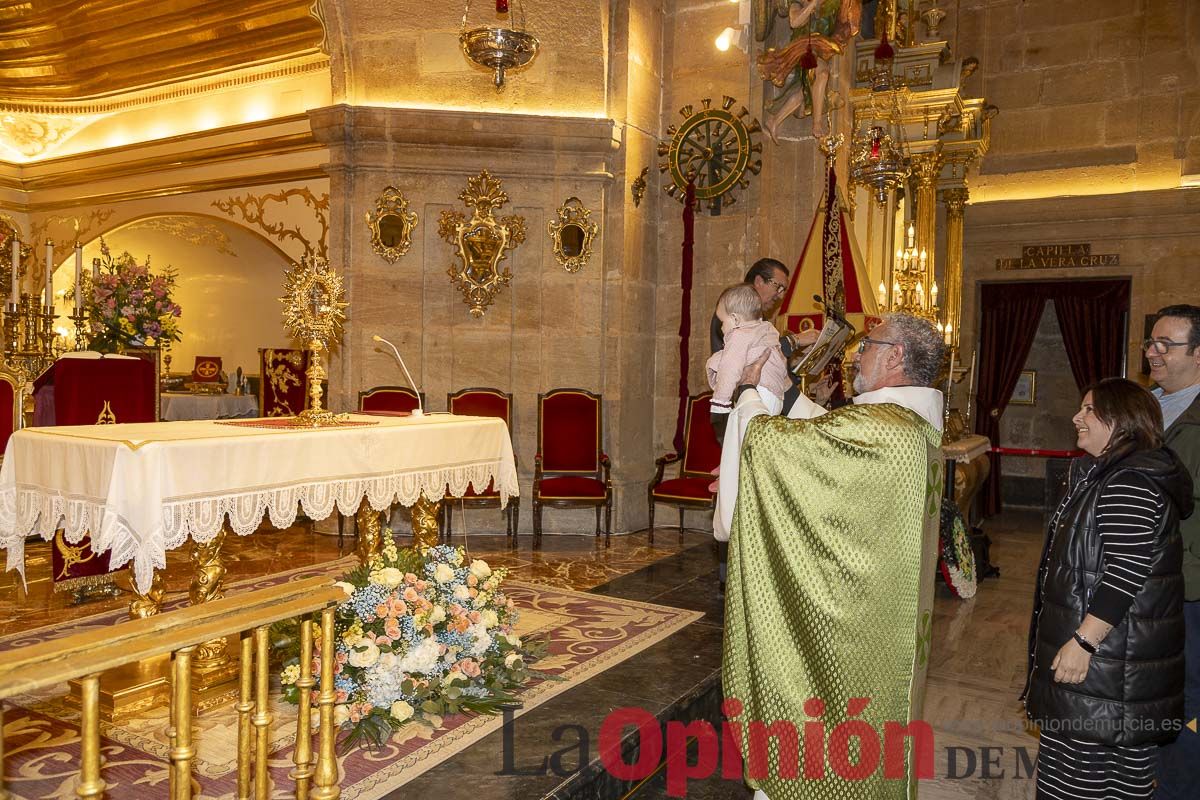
[460,660,481,678]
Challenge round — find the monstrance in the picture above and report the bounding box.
[279,254,349,427]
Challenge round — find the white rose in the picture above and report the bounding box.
[468,622,492,657]
[453,584,470,601]
[434,563,456,583]
[504,633,522,648]
[334,704,350,726]
[377,567,404,588]
[443,669,464,685]
[334,581,356,597]
[469,559,492,579]
[390,700,414,722]
[398,638,441,674]
[378,652,398,670]
[348,640,380,668]
[480,609,499,629]
[504,652,524,669]
[428,606,447,625]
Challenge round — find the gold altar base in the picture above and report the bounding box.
[188,635,241,714]
[66,654,171,724]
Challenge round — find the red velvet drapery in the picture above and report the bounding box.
[672,180,696,455]
[975,279,1130,515]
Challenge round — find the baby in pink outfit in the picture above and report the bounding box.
[706,283,791,442]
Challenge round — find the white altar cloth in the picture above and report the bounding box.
[161,391,259,421]
[0,413,519,592]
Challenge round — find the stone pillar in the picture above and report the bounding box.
[941,187,968,348]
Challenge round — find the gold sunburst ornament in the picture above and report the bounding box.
[279,254,350,427]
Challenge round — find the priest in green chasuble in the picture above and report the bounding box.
[717,313,946,800]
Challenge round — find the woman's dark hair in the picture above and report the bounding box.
[1085,377,1164,453]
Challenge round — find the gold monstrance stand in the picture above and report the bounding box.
[280,254,349,427]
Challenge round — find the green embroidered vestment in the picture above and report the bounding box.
[722,402,942,800]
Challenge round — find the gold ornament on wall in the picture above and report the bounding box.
[658,97,762,215]
[547,197,598,274]
[438,170,526,318]
[365,186,418,263]
[631,167,649,208]
[279,254,349,427]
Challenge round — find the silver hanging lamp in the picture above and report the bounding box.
[460,0,539,90]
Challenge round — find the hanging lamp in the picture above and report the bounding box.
[460,0,539,90]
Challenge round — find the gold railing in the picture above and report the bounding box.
[0,576,345,799]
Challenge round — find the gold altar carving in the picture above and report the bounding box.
[128,570,166,619]
[213,187,330,260]
[439,170,526,318]
[279,253,349,427]
[411,494,442,551]
[631,167,649,208]
[189,526,240,710]
[355,499,383,563]
[547,197,598,274]
[365,185,418,263]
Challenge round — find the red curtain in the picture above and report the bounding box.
[974,285,1048,516]
[976,278,1130,515]
[1054,280,1130,391]
[673,180,696,454]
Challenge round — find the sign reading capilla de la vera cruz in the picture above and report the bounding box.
[996,243,1120,270]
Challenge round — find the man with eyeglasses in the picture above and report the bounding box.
[1149,304,1200,799]
[709,258,790,354]
[716,313,947,800]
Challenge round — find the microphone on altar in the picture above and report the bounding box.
[371,335,424,417]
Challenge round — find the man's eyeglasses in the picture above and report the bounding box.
[856,337,897,354]
[1143,338,1191,355]
[763,277,787,296]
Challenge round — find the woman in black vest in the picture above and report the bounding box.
[1024,377,1193,800]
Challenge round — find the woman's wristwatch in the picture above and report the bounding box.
[1072,631,1098,654]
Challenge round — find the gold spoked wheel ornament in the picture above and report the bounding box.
[657,96,763,215]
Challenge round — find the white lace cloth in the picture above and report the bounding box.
[0,413,519,593]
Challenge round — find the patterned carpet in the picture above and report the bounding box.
[0,559,702,799]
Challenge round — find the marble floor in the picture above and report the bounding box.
[0,513,1048,800]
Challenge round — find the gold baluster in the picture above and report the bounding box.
[291,616,315,799]
[75,674,104,799]
[310,607,341,799]
[0,701,6,800]
[237,633,254,800]
[253,625,272,798]
[410,494,442,551]
[170,646,196,800]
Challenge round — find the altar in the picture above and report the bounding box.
[160,391,259,421]
[0,412,519,604]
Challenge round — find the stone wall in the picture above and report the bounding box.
[946,0,1200,202]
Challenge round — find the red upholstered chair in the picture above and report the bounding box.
[533,388,612,546]
[259,348,310,417]
[443,388,518,542]
[0,369,20,462]
[358,386,425,414]
[191,355,223,383]
[648,392,720,541]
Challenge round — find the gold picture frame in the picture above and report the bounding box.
[365,186,418,263]
[547,197,598,274]
[1010,370,1037,406]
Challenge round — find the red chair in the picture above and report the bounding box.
[648,392,721,541]
[0,368,21,461]
[443,388,518,542]
[533,388,612,546]
[358,386,424,414]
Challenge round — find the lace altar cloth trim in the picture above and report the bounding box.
[0,461,516,594]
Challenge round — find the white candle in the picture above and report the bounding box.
[10,238,18,305]
[74,244,82,312]
[92,257,100,281]
[44,239,53,311]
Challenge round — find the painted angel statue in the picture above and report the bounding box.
[756,0,862,141]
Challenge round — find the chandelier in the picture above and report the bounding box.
[880,223,939,323]
[460,0,539,90]
[849,125,909,206]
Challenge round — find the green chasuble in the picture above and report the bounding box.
[722,402,943,800]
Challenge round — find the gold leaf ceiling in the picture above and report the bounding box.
[0,0,324,103]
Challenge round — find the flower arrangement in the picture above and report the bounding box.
[278,536,545,751]
[85,239,182,353]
